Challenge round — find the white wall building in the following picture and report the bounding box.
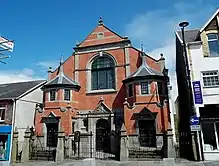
[175,9,219,160]
[0,80,46,162]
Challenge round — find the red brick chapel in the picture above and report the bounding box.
[34,18,170,149]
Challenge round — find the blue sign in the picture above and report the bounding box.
[190,116,200,125]
[0,125,12,133]
[192,81,203,104]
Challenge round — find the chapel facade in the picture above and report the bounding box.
[34,18,170,152]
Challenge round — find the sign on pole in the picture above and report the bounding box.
[190,115,200,131]
[190,115,199,125]
[0,36,14,52]
[192,81,203,105]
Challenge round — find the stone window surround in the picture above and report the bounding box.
[201,70,219,88]
[126,80,162,97]
[202,30,219,58]
[97,32,104,39]
[86,52,118,94]
[46,89,77,103]
[138,81,151,96]
[63,89,72,101]
[207,32,219,57]
[49,89,56,101]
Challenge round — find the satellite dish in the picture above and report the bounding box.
[60,107,67,112]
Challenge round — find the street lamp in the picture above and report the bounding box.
[179,21,195,115]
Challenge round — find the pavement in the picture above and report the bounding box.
[10,159,219,166]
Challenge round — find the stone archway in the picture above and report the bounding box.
[96,119,111,152]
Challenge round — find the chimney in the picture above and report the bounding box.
[47,67,52,81]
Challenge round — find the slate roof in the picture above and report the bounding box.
[42,57,80,90]
[176,29,200,43]
[123,52,164,83]
[0,80,46,100]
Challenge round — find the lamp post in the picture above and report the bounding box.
[179,21,195,116]
[179,21,201,161]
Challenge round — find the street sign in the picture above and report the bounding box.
[192,81,203,105]
[190,125,201,131]
[190,115,199,125]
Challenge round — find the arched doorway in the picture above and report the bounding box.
[96,119,110,152]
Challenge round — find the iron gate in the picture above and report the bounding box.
[69,131,119,160]
[29,136,56,161]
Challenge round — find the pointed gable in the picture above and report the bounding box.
[132,107,158,120]
[92,97,112,114]
[200,8,219,32]
[78,17,127,48]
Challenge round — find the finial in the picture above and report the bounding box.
[141,41,144,52]
[160,53,165,60]
[48,66,52,72]
[98,17,104,25]
[76,41,80,47]
[100,96,104,102]
[60,55,64,64]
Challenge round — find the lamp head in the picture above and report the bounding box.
[179,21,189,28]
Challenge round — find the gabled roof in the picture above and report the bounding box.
[77,17,130,48]
[200,8,219,32]
[123,52,164,83]
[176,30,200,43]
[0,80,46,100]
[176,8,219,44]
[42,56,80,91]
[132,107,157,120]
[92,97,112,114]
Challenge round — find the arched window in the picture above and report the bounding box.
[207,33,219,57]
[91,56,115,90]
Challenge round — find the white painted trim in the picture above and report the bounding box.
[16,80,47,100]
[48,89,57,101]
[86,52,118,69]
[9,99,16,163]
[86,89,117,94]
[76,42,130,54]
[139,81,150,95]
[63,89,72,101]
[214,122,219,150]
[175,31,183,44]
[49,111,57,117]
[200,8,219,32]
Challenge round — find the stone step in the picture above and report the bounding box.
[30,156,55,161]
[30,150,55,161]
[129,149,163,159]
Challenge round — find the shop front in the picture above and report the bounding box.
[0,125,12,161]
[200,105,219,160]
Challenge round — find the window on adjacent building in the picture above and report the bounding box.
[91,56,115,90]
[140,82,149,95]
[49,90,56,101]
[64,89,71,101]
[0,104,5,121]
[207,33,219,57]
[202,121,219,151]
[128,84,133,97]
[202,71,219,87]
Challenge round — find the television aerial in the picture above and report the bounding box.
[0,36,14,64]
